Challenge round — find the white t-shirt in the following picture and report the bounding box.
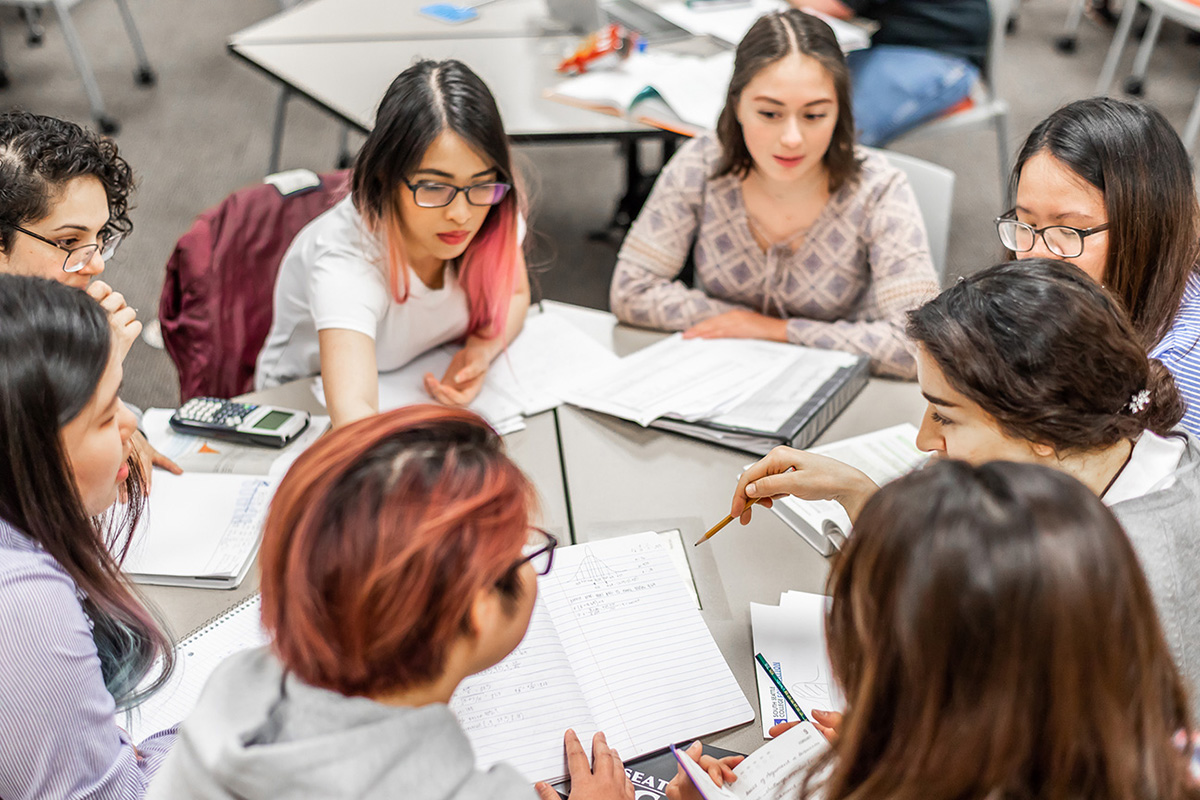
[255,196,471,389]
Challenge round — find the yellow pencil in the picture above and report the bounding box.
[693,497,762,547]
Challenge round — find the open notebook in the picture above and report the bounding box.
[123,532,751,783]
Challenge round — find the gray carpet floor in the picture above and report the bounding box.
[2,0,1198,410]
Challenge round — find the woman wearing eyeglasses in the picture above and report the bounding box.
[150,406,633,800]
[254,59,530,428]
[0,110,181,484]
[999,97,1200,434]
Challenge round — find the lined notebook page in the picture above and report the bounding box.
[544,533,754,756]
[123,594,268,741]
[451,595,596,783]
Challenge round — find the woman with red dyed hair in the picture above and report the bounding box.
[149,406,632,800]
[254,59,530,428]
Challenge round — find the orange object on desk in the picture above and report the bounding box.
[556,23,646,74]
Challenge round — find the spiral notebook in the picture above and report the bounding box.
[121,594,268,742]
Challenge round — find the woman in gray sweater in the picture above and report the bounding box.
[148,407,632,800]
[732,258,1200,717]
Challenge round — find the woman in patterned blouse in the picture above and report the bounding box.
[610,9,939,379]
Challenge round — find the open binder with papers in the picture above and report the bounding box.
[768,423,927,555]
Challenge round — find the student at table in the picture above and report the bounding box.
[732,258,1200,716]
[149,406,633,800]
[0,110,180,481]
[609,10,939,379]
[790,0,990,146]
[0,275,176,799]
[1002,97,1200,434]
[254,59,531,427]
[673,459,1200,800]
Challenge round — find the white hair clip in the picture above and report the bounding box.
[1127,388,1151,414]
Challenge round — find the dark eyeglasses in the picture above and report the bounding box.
[12,224,123,273]
[507,527,558,577]
[404,180,511,209]
[995,212,1110,259]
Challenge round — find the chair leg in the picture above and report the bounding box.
[995,109,1011,205]
[269,87,290,175]
[1183,85,1200,154]
[1095,0,1141,94]
[1056,0,1088,52]
[335,125,353,169]
[49,0,117,134]
[0,20,9,89]
[1123,7,1163,95]
[111,0,155,84]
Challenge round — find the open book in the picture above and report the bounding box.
[672,718,828,800]
[770,423,927,555]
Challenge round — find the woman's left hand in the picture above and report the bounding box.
[130,430,183,493]
[424,339,493,406]
[683,310,788,342]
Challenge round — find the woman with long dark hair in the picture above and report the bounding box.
[0,274,175,798]
[732,258,1200,716]
[675,461,1200,800]
[255,60,531,426]
[610,10,938,378]
[1001,98,1200,433]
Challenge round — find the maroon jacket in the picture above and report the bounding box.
[159,171,350,401]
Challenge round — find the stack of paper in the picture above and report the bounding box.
[119,411,333,589]
[750,590,842,738]
[548,50,735,132]
[653,0,871,51]
[673,717,827,799]
[312,309,620,434]
[564,335,835,427]
[770,423,927,555]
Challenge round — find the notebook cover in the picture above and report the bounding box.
[550,743,744,799]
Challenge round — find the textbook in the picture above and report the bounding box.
[767,423,926,555]
[450,531,754,784]
[122,594,268,741]
[673,716,828,799]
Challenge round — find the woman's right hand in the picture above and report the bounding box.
[732,447,880,526]
[534,729,634,800]
[86,280,141,359]
[768,709,843,742]
[665,740,745,800]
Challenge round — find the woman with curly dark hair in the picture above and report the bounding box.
[0,111,180,482]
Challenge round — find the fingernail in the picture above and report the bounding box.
[746,483,757,496]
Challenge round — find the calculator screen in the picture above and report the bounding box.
[253,410,292,431]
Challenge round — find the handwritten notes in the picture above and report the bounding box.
[672,720,828,800]
[450,531,753,784]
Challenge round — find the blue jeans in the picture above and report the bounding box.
[846,45,980,147]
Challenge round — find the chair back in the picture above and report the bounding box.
[159,170,351,401]
[982,0,1014,87]
[873,149,956,281]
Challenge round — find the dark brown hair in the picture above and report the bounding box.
[260,405,535,697]
[0,111,135,253]
[806,459,1197,800]
[714,10,860,191]
[1011,98,1200,348]
[907,258,1184,454]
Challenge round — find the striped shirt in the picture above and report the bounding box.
[610,134,940,379]
[0,520,175,799]
[1151,272,1200,436]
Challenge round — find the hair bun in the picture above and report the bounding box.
[1141,360,1186,434]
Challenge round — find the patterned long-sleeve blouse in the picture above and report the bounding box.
[610,134,940,379]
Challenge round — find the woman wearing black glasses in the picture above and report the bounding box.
[0,110,181,484]
[1000,97,1200,434]
[150,406,633,800]
[255,60,530,428]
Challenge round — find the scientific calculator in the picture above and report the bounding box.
[169,397,310,448]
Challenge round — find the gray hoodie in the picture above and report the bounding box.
[146,647,537,800]
[1111,433,1200,721]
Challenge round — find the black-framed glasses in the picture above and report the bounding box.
[995,212,1110,259]
[12,224,123,273]
[508,527,558,577]
[404,180,511,209]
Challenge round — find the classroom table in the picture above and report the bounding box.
[139,306,928,765]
